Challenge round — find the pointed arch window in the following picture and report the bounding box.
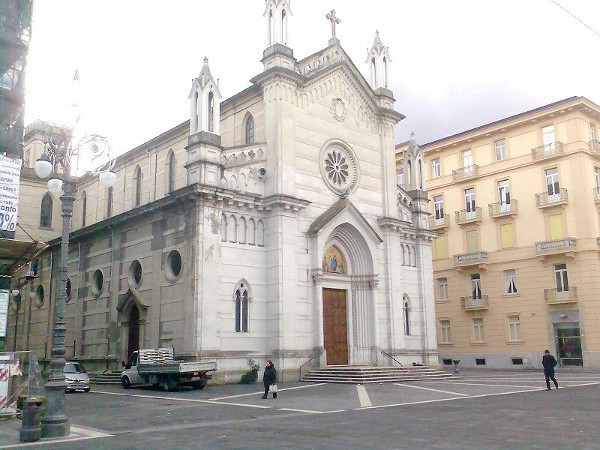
[167,151,176,193]
[383,56,388,88]
[248,218,256,245]
[403,296,411,335]
[245,115,255,144]
[228,215,237,243]
[40,193,53,228]
[371,57,376,87]
[257,220,265,247]
[221,213,228,242]
[81,190,87,227]
[208,91,215,133]
[106,186,113,217]
[281,9,287,44]
[134,166,142,206]
[238,217,247,244]
[234,281,250,332]
[268,10,274,45]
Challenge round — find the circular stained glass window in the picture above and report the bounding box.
[320,141,359,195]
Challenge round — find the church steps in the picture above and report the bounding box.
[303,366,454,384]
[90,371,123,385]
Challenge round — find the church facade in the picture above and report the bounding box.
[7,1,438,381]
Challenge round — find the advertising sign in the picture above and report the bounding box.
[0,154,22,232]
[0,290,8,338]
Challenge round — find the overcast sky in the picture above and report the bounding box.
[24,0,600,156]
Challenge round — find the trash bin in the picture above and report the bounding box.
[20,397,43,442]
[452,359,460,374]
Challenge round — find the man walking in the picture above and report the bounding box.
[542,349,559,391]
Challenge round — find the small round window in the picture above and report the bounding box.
[91,270,104,297]
[129,260,143,288]
[35,285,45,308]
[166,250,182,281]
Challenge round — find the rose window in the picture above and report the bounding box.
[319,142,359,195]
[325,151,349,185]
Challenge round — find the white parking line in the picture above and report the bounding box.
[209,382,327,400]
[395,383,470,397]
[428,381,544,389]
[356,384,372,407]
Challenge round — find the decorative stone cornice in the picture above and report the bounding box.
[187,131,222,149]
[261,194,310,212]
[251,66,305,87]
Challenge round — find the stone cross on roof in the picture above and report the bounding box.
[326,9,341,39]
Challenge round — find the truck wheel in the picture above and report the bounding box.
[192,381,206,390]
[164,376,180,392]
[121,376,131,389]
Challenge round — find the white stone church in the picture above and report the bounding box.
[9,1,438,381]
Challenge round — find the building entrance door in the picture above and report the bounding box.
[322,288,348,365]
[127,305,140,359]
[556,325,583,366]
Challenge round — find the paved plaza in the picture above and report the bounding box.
[1,369,600,449]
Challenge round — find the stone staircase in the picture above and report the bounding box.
[303,365,454,384]
[90,371,122,385]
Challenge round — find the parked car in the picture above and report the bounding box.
[63,361,90,393]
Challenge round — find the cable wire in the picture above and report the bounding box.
[549,0,600,38]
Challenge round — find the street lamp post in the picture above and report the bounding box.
[33,74,116,437]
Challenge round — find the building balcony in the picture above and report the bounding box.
[455,208,482,224]
[589,140,600,155]
[531,142,564,161]
[452,165,480,182]
[488,200,518,218]
[429,214,450,230]
[535,189,568,208]
[460,295,489,311]
[453,251,488,268]
[545,286,578,304]
[535,238,576,256]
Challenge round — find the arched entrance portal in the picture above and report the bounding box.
[316,223,378,366]
[127,305,140,358]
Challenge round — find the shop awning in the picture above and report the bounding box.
[0,238,47,277]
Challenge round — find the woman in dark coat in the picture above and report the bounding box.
[262,360,277,399]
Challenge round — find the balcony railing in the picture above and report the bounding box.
[452,165,480,182]
[429,214,450,230]
[531,142,564,161]
[535,188,568,208]
[545,286,578,304]
[488,200,518,218]
[460,295,489,310]
[453,251,488,266]
[535,238,576,255]
[589,140,600,154]
[455,207,482,224]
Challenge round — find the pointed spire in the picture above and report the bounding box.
[366,30,391,89]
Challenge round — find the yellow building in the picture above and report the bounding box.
[398,96,600,369]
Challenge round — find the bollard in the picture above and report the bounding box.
[452,359,460,374]
[20,397,43,442]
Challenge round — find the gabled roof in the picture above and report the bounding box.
[308,197,383,243]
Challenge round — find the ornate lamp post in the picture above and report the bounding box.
[32,72,116,437]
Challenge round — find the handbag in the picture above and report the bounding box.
[269,384,278,393]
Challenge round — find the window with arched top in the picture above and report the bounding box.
[245,115,255,144]
[167,151,176,193]
[106,186,113,217]
[371,57,376,86]
[234,280,250,332]
[407,160,412,186]
[238,217,247,244]
[418,159,423,190]
[221,214,227,242]
[208,91,215,133]
[383,56,388,88]
[134,166,142,206]
[248,218,256,245]
[403,296,411,335]
[412,245,417,267]
[81,190,87,227]
[40,193,53,228]
[281,9,287,44]
[257,220,265,247]
[269,10,273,45]
[228,215,237,243]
